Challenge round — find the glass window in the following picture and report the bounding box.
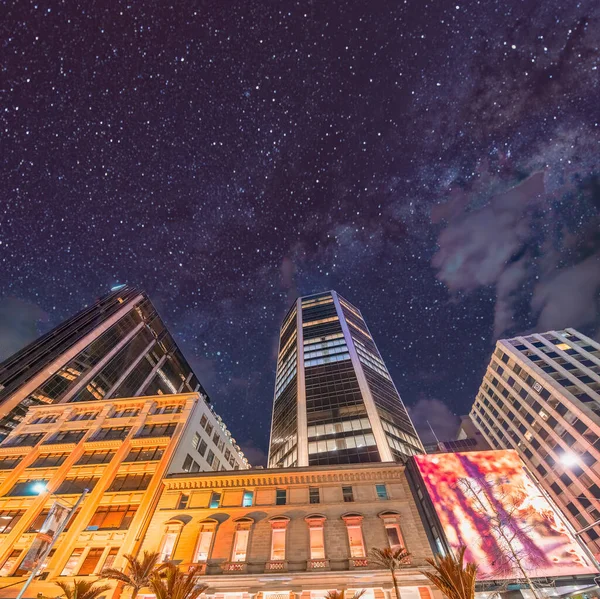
[206,450,215,466]
[78,548,104,575]
[87,505,137,530]
[7,479,49,497]
[76,450,115,465]
[209,492,221,509]
[177,494,189,509]
[198,440,208,457]
[276,489,287,505]
[107,474,152,492]
[0,511,25,534]
[123,447,164,462]
[61,548,84,576]
[309,525,325,559]
[385,523,403,550]
[309,487,320,504]
[376,484,388,500]
[192,433,201,449]
[102,548,119,571]
[0,550,22,577]
[271,528,286,561]
[0,455,22,470]
[347,525,365,558]
[232,529,249,562]
[159,531,179,562]
[242,491,254,507]
[342,486,354,502]
[194,529,214,562]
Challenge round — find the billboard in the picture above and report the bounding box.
[414,450,597,579]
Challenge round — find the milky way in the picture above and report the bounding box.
[2,0,599,464]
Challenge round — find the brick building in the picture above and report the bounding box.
[139,462,439,599]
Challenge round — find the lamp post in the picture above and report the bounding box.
[15,485,89,599]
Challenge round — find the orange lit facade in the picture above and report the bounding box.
[0,392,249,597]
[139,462,439,599]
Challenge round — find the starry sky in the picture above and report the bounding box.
[2,0,599,465]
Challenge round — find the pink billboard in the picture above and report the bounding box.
[414,450,597,579]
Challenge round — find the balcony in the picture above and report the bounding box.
[264,560,287,572]
[307,559,329,570]
[221,562,247,573]
[349,557,369,568]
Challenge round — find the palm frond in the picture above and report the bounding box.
[369,547,411,571]
[54,580,112,599]
[149,564,207,599]
[421,546,477,599]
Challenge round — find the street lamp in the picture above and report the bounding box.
[15,485,89,599]
[559,452,579,467]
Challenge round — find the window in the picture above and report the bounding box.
[93,427,131,441]
[7,479,49,497]
[376,484,388,500]
[209,492,221,509]
[61,548,84,576]
[213,432,220,445]
[342,486,354,502]
[343,515,365,558]
[270,518,289,561]
[205,423,214,436]
[0,511,24,534]
[276,489,287,505]
[70,411,97,421]
[159,531,179,562]
[87,505,137,530]
[123,447,164,462]
[76,450,115,465]
[153,404,183,415]
[177,494,190,509]
[56,476,100,494]
[206,450,215,466]
[194,523,216,562]
[108,473,152,492]
[30,453,69,468]
[231,519,253,562]
[112,408,140,418]
[31,415,58,424]
[45,429,86,445]
[137,423,176,438]
[198,440,208,457]
[192,432,201,449]
[0,550,22,577]
[183,455,194,472]
[309,487,320,504]
[380,514,405,551]
[306,516,326,559]
[78,548,104,575]
[200,414,208,428]
[102,548,119,571]
[242,491,254,507]
[6,433,44,447]
[0,455,22,470]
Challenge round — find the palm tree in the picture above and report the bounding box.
[420,546,477,599]
[54,580,112,599]
[100,551,162,599]
[149,563,207,599]
[326,590,366,599]
[370,547,411,599]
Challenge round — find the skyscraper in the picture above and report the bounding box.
[469,328,600,555]
[268,291,423,468]
[0,286,239,454]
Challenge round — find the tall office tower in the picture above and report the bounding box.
[0,286,226,441]
[469,328,600,555]
[268,291,423,468]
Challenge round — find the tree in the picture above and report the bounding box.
[53,580,112,599]
[149,563,207,599]
[370,547,411,599]
[458,477,547,599]
[100,551,163,599]
[420,546,477,599]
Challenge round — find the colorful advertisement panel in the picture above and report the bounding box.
[414,450,597,579]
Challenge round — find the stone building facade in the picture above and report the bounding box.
[139,462,439,599]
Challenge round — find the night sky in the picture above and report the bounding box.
[2,1,599,465]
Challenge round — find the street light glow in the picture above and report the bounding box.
[560,452,579,467]
[32,482,47,494]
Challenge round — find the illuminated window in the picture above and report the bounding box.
[269,517,289,561]
[342,514,365,558]
[242,490,254,507]
[309,487,320,504]
[0,550,22,576]
[194,521,217,562]
[379,512,406,553]
[177,494,189,509]
[375,484,388,500]
[209,492,221,509]
[306,515,326,559]
[102,548,119,571]
[61,548,84,576]
[159,521,184,562]
[78,548,104,575]
[231,518,253,562]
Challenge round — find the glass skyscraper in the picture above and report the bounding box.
[469,328,600,555]
[268,291,423,468]
[0,286,205,438]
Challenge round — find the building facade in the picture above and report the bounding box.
[0,285,207,438]
[0,392,249,594]
[469,328,600,556]
[269,291,423,469]
[139,462,439,599]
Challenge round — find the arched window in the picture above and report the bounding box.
[342,513,365,558]
[305,514,326,560]
[159,519,185,562]
[269,516,290,561]
[193,519,218,562]
[379,511,406,553]
[231,517,253,563]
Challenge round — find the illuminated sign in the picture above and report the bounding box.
[414,450,597,579]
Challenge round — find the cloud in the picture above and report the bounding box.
[408,398,460,445]
[238,439,268,468]
[0,297,48,362]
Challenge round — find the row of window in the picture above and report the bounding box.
[158,511,404,565]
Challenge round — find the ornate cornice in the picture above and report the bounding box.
[164,464,406,490]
